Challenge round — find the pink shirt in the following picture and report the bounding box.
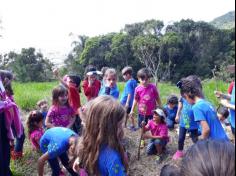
[47,105,75,127]
[30,128,44,150]
[146,120,169,141]
[135,84,159,116]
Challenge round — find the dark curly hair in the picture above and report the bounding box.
[177,75,204,99]
[27,111,44,136]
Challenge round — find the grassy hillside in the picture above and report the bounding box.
[12,80,228,111]
[211,11,235,29]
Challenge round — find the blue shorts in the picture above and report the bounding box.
[146,139,168,155]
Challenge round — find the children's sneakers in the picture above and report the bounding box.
[172,150,184,160]
[128,125,137,132]
[11,151,23,160]
[155,155,163,164]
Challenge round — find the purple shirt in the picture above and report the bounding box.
[146,120,169,141]
[135,84,159,116]
[29,128,44,150]
[47,105,75,127]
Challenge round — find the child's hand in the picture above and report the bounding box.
[220,99,230,108]
[175,116,180,123]
[53,68,59,77]
[129,111,135,118]
[141,121,146,128]
[214,91,222,98]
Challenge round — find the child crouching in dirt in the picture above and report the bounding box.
[27,111,44,151]
[73,96,128,175]
[141,108,169,164]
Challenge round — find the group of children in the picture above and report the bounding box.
[0,64,235,176]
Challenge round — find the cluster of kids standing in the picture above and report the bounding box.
[0,64,235,176]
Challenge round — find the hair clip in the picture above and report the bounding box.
[176,81,182,89]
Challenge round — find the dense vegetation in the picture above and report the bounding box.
[211,11,235,29]
[0,12,235,83]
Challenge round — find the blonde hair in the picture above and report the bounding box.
[105,68,117,78]
[76,96,128,175]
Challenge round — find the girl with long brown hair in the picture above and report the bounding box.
[74,95,128,175]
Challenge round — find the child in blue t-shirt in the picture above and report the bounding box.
[173,97,199,160]
[164,95,178,130]
[73,96,128,176]
[38,127,79,176]
[178,76,228,141]
[120,66,138,128]
[99,68,119,99]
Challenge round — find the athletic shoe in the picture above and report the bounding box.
[172,150,184,160]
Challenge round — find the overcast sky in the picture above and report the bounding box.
[0,0,235,64]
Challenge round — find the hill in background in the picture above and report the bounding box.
[210,11,235,29]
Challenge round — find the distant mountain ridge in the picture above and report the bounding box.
[210,11,235,29]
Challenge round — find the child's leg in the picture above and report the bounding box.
[138,114,145,128]
[154,139,166,155]
[146,140,156,155]
[178,127,187,151]
[59,152,78,176]
[48,158,61,176]
[189,129,198,143]
[14,128,25,153]
[0,112,12,176]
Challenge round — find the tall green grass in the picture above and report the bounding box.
[12,80,228,111]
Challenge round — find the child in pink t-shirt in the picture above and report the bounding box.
[27,111,44,150]
[141,108,169,164]
[130,68,162,129]
[45,85,76,129]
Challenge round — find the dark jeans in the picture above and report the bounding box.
[138,114,153,128]
[48,152,78,176]
[13,128,25,152]
[72,115,82,136]
[178,127,198,151]
[0,112,12,176]
[231,125,235,136]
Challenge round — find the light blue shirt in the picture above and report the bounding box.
[193,99,228,141]
[120,79,137,108]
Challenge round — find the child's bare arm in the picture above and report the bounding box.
[53,68,69,89]
[38,152,50,176]
[130,99,137,115]
[175,101,183,123]
[45,116,54,129]
[125,94,131,109]
[67,115,76,129]
[156,96,162,107]
[199,121,210,139]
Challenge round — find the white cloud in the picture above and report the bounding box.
[0,0,235,63]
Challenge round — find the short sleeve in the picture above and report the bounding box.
[152,85,159,99]
[134,88,140,101]
[107,154,126,176]
[193,105,206,122]
[47,107,55,119]
[126,82,133,94]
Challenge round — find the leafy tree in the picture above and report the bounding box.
[132,35,162,84]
